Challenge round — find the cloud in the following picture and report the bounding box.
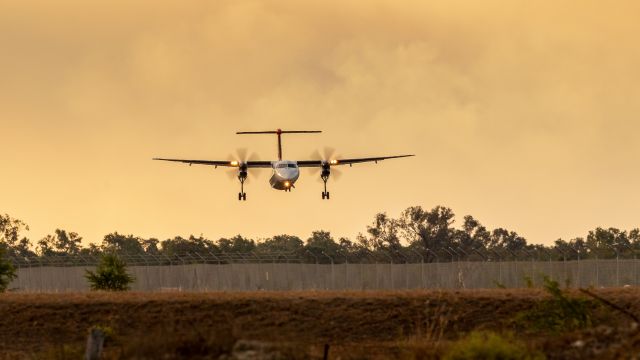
[1,0,639,244]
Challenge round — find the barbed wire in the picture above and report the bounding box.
[5,245,638,268]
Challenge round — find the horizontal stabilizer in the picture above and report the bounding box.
[237,130,321,134]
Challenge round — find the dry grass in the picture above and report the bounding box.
[0,289,639,359]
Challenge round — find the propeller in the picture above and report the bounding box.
[309,146,342,181]
[225,148,262,182]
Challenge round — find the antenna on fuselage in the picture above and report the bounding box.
[236,129,322,160]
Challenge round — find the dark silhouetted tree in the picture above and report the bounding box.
[398,206,456,251]
[217,235,255,253]
[160,235,217,255]
[0,246,17,292]
[256,235,303,253]
[0,214,34,257]
[102,233,145,254]
[306,231,341,262]
[37,229,82,256]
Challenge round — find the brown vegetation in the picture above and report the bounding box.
[0,289,639,359]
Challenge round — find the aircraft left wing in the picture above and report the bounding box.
[153,158,274,168]
[296,154,414,167]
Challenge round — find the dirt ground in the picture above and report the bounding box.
[1,289,639,359]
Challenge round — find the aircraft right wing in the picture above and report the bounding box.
[296,154,414,167]
[153,158,274,168]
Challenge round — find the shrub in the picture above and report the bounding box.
[443,331,544,360]
[0,246,17,292]
[85,254,135,291]
[514,276,594,332]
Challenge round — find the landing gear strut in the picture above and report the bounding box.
[321,170,330,200]
[238,165,247,201]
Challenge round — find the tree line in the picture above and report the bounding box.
[2,206,640,263]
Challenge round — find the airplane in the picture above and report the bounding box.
[153,129,414,201]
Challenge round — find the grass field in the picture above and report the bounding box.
[1,288,639,359]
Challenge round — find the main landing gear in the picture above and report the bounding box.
[321,170,330,200]
[238,165,247,201]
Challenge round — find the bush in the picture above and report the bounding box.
[443,331,543,360]
[514,276,594,332]
[85,254,135,291]
[0,247,17,292]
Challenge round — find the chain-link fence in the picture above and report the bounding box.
[6,251,640,292]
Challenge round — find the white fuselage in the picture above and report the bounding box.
[269,160,299,190]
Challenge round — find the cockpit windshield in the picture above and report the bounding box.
[276,163,298,169]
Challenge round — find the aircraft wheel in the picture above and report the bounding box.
[243,193,247,201]
[326,192,330,200]
[322,192,326,199]
[238,192,242,201]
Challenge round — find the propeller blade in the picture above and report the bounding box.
[236,148,248,162]
[323,146,337,161]
[332,167,343,181]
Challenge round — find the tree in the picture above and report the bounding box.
[217,235,255,253]
[586,227,629,253]
[160,235,217,255]
[305,231,341,262]
[141,238,160,254]
[490,228,527,252]
[85,254,135,291]
[398,206,456,251]
[256,235,303,253]
[37,229,82,256]
[102,233,145,254]
[0,247,17,292]
[0,214,34,257]
[454,215,491,250]
[361,213,402,251]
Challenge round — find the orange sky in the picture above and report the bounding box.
[2,0,640,246]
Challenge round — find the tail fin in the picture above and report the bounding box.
[236,129,321,160]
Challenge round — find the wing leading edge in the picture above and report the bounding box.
[152,158,273,168]
[296,154,414,167]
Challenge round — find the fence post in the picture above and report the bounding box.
[607,245,620,287]
[450,247,465,289]
[305,250,319,290]
[379,250,393,290]
[504,249,519,287]
[519,249,534,285]
[341,251,349,290]
[426,249,439,288]
[320,251,334,290]
[555,248,568,286]
[409,249,424,289]
[395,250,409,289]
[568,247,581,288]
[585,245,599,287]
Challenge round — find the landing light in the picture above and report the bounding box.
[284,181,290,187]
[230,161,239,166]
[329,159,338,165]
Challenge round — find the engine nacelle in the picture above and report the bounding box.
[321,162,331,179]
[238,163,248,180]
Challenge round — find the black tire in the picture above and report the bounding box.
[242,193,247,201]
[322,192,326,199]
[327,192,330,199]
[238,193,242,201]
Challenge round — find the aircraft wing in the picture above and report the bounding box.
[153,158,273,168]
[296,154,414,167]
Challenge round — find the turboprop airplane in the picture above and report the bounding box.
[153,129,414,201]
